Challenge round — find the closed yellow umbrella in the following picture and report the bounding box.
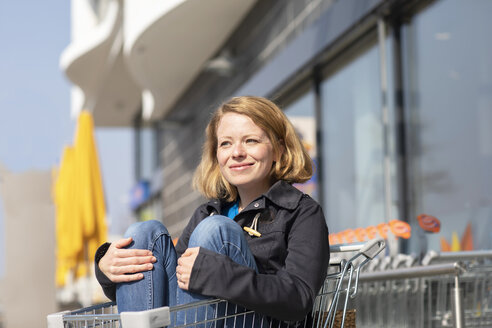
[54,110,108,286]
[74,111,105,237]
[73,110,108,279]
[54,146,83,286]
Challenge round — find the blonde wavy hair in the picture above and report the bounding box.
[193,96,312,201]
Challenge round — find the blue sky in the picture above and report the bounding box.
[0,2,134,277]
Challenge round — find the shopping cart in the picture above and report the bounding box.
[355,250,492,327]
[47,238,385,328]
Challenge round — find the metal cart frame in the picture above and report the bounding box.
[47,238,385,328]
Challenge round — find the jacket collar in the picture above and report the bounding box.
[206,180,304,213]
[263,180,304,210]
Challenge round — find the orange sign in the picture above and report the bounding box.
[389,219,411,239]
[329,219,411,244]
[417,214,441,233]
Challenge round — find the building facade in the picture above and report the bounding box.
[62,0,492,257]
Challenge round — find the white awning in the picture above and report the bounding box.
[60,0,256,126]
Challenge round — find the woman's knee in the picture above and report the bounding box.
[189,215,243,246]
[124,220,170,248]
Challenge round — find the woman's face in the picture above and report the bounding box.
[216,112,276,197]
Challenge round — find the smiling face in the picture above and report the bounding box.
[216,112,276,200]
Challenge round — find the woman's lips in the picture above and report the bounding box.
[229,163,254,170]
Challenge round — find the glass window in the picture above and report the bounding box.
[136,126,157,181]
[283,91,318,200]
[321,44,385,232]
[402,0,492,252]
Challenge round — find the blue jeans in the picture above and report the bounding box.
[116,220,178,312]
[115,216,258,326]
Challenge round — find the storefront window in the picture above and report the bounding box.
[135,126,158,181]
[320,45,385,233]
[140,127,156,180]
[402,0,492,252]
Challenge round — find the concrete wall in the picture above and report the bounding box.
[0,165,56,328]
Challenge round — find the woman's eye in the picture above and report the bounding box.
[246,139,259,144]
[219,141,231,147]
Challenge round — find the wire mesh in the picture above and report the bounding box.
[48,239,385,328]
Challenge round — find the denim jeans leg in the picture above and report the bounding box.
[116,220,178,312]
[176,215,258,327]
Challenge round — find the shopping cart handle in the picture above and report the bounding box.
[360,237,385,259]
[120,306,171,328]
[47,311,69,328]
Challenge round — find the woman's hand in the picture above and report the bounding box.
[176,247,200,290]
[98,237,156,283]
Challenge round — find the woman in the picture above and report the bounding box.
[95,96,330,323]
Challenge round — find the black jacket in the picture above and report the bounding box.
[95,180,329,321]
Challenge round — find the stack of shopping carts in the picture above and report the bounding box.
[47,238,386,328]
[355,249,492,327]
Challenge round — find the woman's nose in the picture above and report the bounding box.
[232,142,246,157]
